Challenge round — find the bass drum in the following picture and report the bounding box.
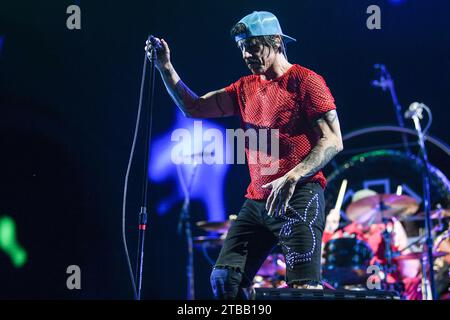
[322,237,373,286]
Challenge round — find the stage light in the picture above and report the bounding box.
[149,110,229,222]
[0,216,28,268]
[389,0,407,5]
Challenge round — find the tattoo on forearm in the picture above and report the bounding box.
[297,110,341,179]
[323,146,338,164]
[298,145,339,179]
[174,80,199,112]
[162,67,172,79]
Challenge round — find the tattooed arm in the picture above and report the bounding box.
[263,110,343,216]
[290,110,343,180]
[147,37,237,118]
[160,65,236,118]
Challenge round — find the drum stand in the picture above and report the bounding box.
[380,216,399,290]
[176,162,199,300]
[420,253,434,300]
[381,218,396,271]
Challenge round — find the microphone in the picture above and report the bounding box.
[146,35,163,51]
[404,102,425,119]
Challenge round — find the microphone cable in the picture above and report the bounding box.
[121,48,152,300]
[421,104,433,135]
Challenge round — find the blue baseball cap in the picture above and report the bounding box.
[234,11,297,44]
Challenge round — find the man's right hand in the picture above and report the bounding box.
[142,36,237,119]
[145,36,171,71]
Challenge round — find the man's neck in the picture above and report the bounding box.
[260,56,293,81]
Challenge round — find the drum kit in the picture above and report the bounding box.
[194,194,450,299]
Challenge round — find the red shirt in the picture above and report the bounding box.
[225,64,336,200]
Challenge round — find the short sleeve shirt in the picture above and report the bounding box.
[225,64,336,200]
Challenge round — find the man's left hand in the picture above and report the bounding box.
[262,172,301,217]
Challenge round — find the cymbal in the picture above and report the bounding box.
[193,235,225,248]
[346,194,418,224]
[406,208,450,221]
[196,215,237,233]
[196,221,230,233]
[393,251,449,261]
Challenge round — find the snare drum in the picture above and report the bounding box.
[323,237,374,286]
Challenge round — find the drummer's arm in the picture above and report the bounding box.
[393,220,421,278]
[323,209,341,242]
[392,220,408,250]
[325,209,341,233]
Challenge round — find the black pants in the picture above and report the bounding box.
[210,182,326,299]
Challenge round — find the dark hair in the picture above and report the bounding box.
[230,23,286,56]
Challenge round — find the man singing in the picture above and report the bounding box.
[146,11,343,299]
